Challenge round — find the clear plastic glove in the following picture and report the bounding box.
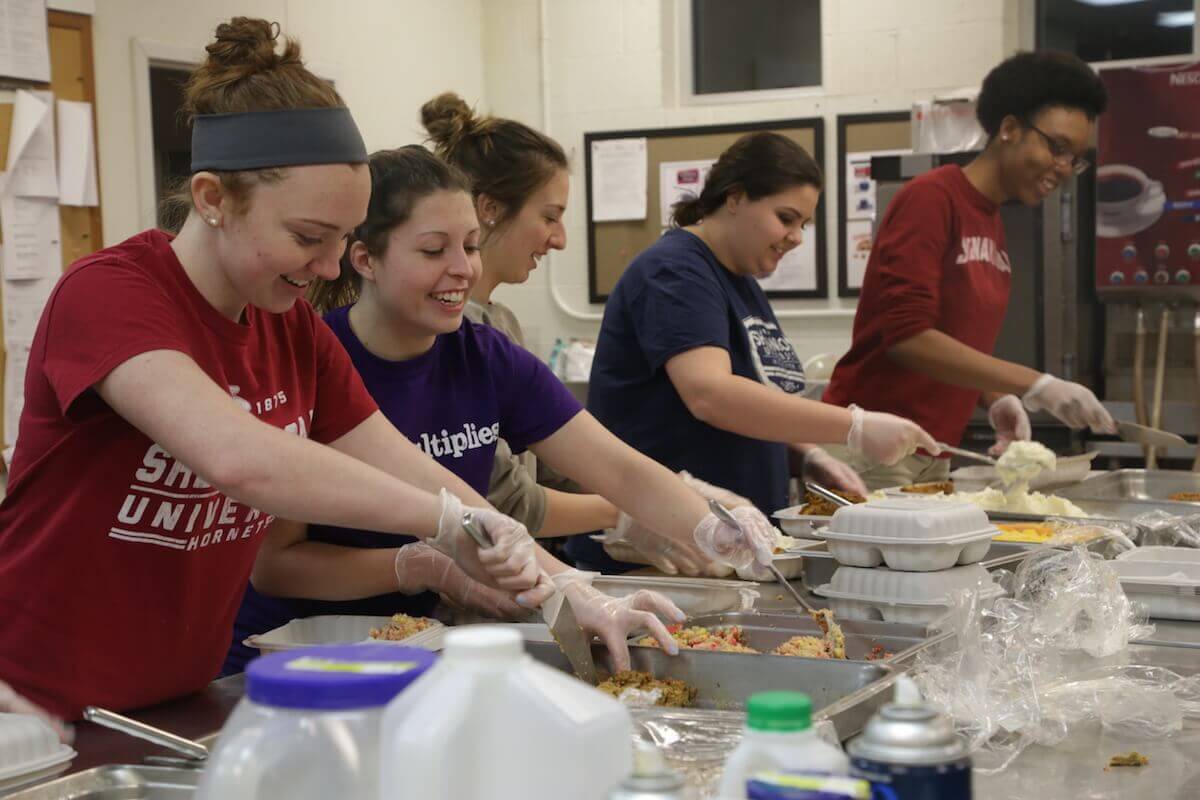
[394,542,525,619]
[1022,374,1117,434]
[800,447,868,496]
[550,570,686,671]
[0,680,72,743]
[428,488,541,596]
[987,394,1032,457]
[847,404,941,465]
[604,512,734,577]
[678,470,754,510]
[693,505,776,570]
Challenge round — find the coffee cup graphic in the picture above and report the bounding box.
[1096,164,1166,238]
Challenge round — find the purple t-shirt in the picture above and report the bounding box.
[226,305,582,674]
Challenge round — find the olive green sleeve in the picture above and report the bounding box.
[486,437,548,533]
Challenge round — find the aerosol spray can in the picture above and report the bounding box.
[846,677,971,799]
[608,742,691,800]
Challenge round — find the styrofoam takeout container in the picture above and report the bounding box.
[772,506,833,538]
[1113,552,1200,621]
[0,714,75,794]
[244,615,445,655]
[814,564,1006,626]
[594,575,759,614]
[817,498,997,571]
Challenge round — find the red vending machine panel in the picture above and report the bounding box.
[1096,62,1200,301]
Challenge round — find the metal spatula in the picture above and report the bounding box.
[1117,421,1187,450]
[707,499,818,616]
[935,443,997,466]
[461,511,597,684]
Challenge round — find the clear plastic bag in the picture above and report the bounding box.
[911,547,1200,774]
[1131,510,1200,548]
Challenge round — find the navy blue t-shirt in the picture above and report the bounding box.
[225,307,582,673]
[569,228,804,571]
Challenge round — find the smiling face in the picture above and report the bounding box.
[366,188,482,338]
[481,168,569,285]
[724,183,821,279]
[996,105,1093,207]
[213,163,371,314]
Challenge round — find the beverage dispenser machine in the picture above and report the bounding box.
[1096,61,1200,467]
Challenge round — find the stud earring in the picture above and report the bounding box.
[487,218,496,226]
[206,216,218,227]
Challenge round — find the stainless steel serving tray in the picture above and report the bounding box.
[676,612,926,663]
[3,764,200,799]
[523,640,889,715]
[1059,470,1200,507]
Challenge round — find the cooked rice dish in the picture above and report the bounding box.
[597,670,697,707]
[639,625,759,653]
[368,613,433,641]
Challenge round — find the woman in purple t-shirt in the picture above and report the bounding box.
[239,146,783,670]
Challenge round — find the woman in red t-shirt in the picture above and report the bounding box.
[0,18,766,730]
[825,51,1116,488]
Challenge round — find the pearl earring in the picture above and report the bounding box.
[487,219,496,226]
[206,216,218,226]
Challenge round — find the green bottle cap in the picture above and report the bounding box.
[747,691,812,732]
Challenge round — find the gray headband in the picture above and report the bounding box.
[190,107,368,172]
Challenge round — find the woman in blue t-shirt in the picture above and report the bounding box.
[582,133,940,571]
[228,146,783,673]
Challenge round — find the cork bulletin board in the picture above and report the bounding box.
[584,118,826,303]
[836,111,911,297]
[0,10,103,447]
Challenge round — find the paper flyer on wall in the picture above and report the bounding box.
[0,193,62,281]
[4,338,32,447]
[844,148,908,291]
[0,0,51,84]
[6,89,58,199]
[755,231,818,293]
[590,138,648,222]
[2,270,53,347]
[56,99,100,206]
[658,159,714,226]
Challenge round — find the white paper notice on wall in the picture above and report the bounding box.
[0,193,62,280]
[755,230,818,293]
[2,270,53,347]
[4,338,32,446]
[658,159,714,227]
[56,99,99,206]
[0,0,51,83]
[590,138,647,222]
[6,90,58,199]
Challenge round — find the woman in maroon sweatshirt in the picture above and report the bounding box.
[825,51,1114,489]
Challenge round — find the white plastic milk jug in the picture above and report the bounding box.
[718,691,849,799]
[195,643,436,800]
[380,625,633,800]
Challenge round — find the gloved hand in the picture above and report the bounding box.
[692,505,776,570]
[0,680,72,743]
[847,404,941,465]
[1022,375,1117,434]
[987,394,1032,457]
[549,570,686,671]
[601,511,734,577]
[428,489,546,604]
[394,542,525,619]
[800,447,868,496]
[678,471,754,510]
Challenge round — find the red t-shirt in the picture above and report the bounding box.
[825,166,1011,446]
[0,229,378,718]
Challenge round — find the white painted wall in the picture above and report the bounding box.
[91,0,487,247]
[482,0,1018,364]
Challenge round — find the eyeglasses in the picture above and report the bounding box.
[1025,123,1090,175]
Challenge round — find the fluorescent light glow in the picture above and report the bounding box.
[1156,10,1195,27]
[1074,0,1148,6]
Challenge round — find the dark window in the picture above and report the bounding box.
[149,66,192,229]
[1038,0,1194,62]
[692,0,822,95]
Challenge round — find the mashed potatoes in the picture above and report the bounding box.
[995,441,1057,489]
